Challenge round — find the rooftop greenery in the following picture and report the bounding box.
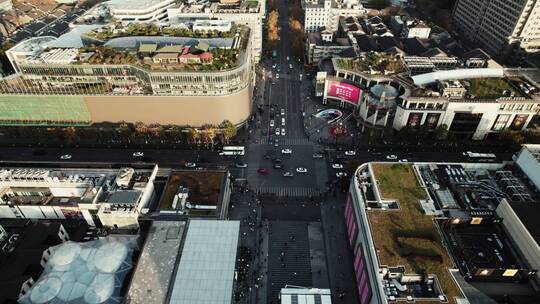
[336,53,404,75]
[462,78,522,99]
[85,22,240,42]
[369,164,462,304]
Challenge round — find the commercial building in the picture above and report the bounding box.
[0,218,99,304]
[19,235,137,304]
[452,0,540,57]
[514,144,540,191]
[125,219,240,304]
[0,164,158,228]
[496,199,540,290]
[0,0,264,127]
[157,169,232,219]
[320,55,540,140]
[303,0,365,33]
[346,161,540,303]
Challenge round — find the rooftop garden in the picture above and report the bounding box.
[336,53,404,76]
[462,78,522,99]
[159,171,225,216]
[369,164,462,304]
[85,22,240,42]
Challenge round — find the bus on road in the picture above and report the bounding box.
[219,146,245,156]
[463,151,497,162]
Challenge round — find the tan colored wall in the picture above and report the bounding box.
[84,86,252,126]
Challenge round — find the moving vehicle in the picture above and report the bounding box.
[275,129,280,136]
[280,109,285,115]
[399,159,409,163]
[281,117,285,126]
[281,148,292,154]
[235,163,248,168]
[60,154,72,160]
[344,150,356,156]
[270,120,275,127]
[273,163,283,169]
[463,151,496,162]
[312,153,324,159]
[283,171,294,177]
[289,63,293,69]
[336,172,348,178]
[219,146,245,156]
[276,73,279,79]
[133,152,144,157]
[286,56,290,61]
[332,163,343,169]
[281,128,286,136]
[296,167,308,173]
[185,162,197,168]
[257,168,269,174]
[386,155,398,160]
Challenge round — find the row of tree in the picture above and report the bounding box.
[288,0,304,59]
[0,120,238,148]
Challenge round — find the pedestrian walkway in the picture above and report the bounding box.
[257,186,321,197]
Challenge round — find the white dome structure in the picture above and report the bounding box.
[18,237,136,304]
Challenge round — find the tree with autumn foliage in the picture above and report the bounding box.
[267,10,280,50]
[288,18,304,59]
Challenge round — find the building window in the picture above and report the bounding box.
[491,114,511,131]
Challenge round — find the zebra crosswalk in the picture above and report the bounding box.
[256,186,321,197]
[255,137,312,146]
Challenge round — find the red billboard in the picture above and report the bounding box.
[327,80,361,104]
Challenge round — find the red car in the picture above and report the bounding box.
[257,168,269,175]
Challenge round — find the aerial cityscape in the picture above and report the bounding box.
[0,0,540,303]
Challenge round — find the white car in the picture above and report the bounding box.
[281,118,285,126]
[386,155,398,160]
[281,148,292,154]
[296,167,308,173]
[270,120,275,127]
[281,128,286,136]
[275,73,279,79]
[275,129,280,136]
[399,159,409,163]
[280,109,285,115]
[283,171,294,177]
[336,172,348,178]
[289,63,293,69]
[344,150,356,156]
[286,56,290,61]
[185,162,197,168]
[133,152,144,157]
[235,163,248,168]
[332,164,343,169]
[60,154,72,160]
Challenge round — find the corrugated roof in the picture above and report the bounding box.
[138,43,157,53]
[169,220,239,304]
[156,45,184,53]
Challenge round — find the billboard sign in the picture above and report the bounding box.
[327,80,361,104]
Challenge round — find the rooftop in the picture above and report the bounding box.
[18,236,137,304]
[506,201,540,247]
[334,53,404,76]
[461,78,523,99]
[126,221,186,304]
[369,164,462,303]
[159,170,228,217]
[169,220,240,304]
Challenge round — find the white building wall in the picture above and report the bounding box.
[515,145,540,191]
[496,200,540,287]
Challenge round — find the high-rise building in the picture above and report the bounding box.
[452,0,540,56]
[303,0,365,33]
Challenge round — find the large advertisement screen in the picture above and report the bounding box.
[327,80,361,104]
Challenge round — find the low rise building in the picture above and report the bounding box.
[514,144,540,191]
[157,169,232,219]
[322,55,540,140]
[125,219,240,304]
[305,30,353,64]
[0,165,158,228]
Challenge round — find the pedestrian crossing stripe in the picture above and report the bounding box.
[256,187,320,197]
[256,137,312,146]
